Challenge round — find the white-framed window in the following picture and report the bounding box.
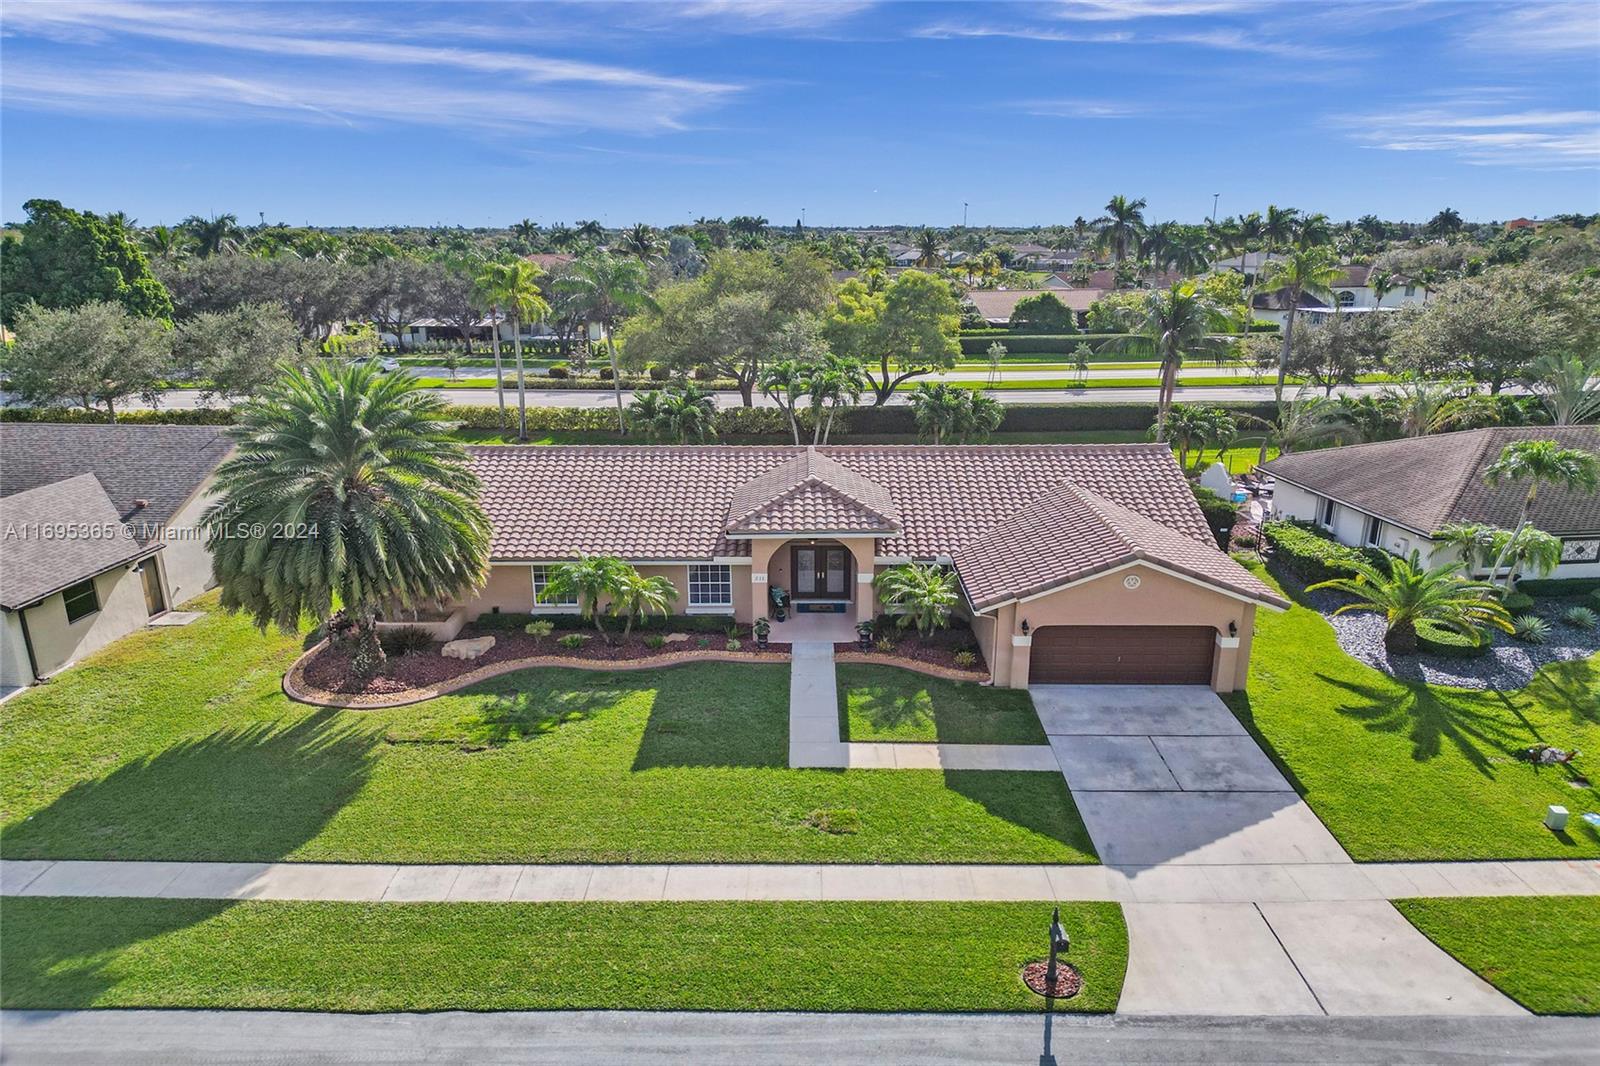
[530,565,578,608]
[1337,290,1356,307]
[1364,515,1383,547]
[1318,497,1337,528]
[688,564,732,607]
[62,578,100,623]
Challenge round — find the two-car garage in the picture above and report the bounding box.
[1028,625,1217,686]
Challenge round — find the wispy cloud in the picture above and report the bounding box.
[1047,0,1269,20]
[1458,1,1600,55]
[1018,98,1150,118]
[666,0,878,32]
[913,18,1350,60]
[1337,93,1600,167]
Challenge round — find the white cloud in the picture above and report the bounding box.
[1047,0,1268,20]
[1338,100,1600,166]
[1019,98,1149,118]
[1459,1,1600,54]
[667,0,878,32]
[913,18,1348,60]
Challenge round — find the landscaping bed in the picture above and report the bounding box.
[297,623,788,705]
[0,898,1127,1013]
[835,621,986,679]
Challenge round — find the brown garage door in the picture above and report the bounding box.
[1030,625,1215,685]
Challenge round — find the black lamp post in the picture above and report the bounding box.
[1045,905,1070,994]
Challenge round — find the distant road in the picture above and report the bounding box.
[129,382,1397,412]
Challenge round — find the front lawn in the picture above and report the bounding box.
[838,664,1046,745]
[1394,897,1600,1015]
[1,600,1094,864]
[0,898,1128,1013]
[1224,569,1599,861]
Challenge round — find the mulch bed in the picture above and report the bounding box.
[832,627,985,675]
[1021,960,1082,999]
[300,625,789,699]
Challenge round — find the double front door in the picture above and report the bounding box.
[792,545,849,599]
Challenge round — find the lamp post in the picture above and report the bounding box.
[1045,905,1070,994]
[1210,192,1220,224]
[963,202,969,228]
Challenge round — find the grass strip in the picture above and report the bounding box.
[0,897,1127,1013]
[1393,897,1599,1015]
[838,663,1047,744]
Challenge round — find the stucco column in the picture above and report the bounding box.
[746,540,782,621]
[846,538,877,623]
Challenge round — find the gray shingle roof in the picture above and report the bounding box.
[0,424,232,544]
[1262,427,1600,535]
[0,474,149,609]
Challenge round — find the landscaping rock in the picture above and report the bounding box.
[663,633,691,644]
[441,635,496,660]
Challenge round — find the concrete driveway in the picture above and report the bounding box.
[1032,685,1348,866]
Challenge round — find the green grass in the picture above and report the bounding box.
[1224,568,1600,861]
[1394,897,1600,1015]
[0,897,1128,1013]
[0,599,1095,864]
[838,664,1047,745]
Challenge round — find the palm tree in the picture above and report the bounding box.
[805,355,867,444]
[471,262,512,431]
[1109,282,1230,441]
[511,218,540,250]
[656,383,718,443]
[559,253,656,431]
[873,564,959,636]
[1486,526,1563,590]
[610,570,680,638]
[203,363,491,680]
[914,227,943,268]
[1095,195,1147,264]
[1368,269,1396,311]
[959,391,1004,443]
[141,224,193,262]
[1237,389,1351,466]
[759,359,811,444]
[729,215,769,239]
[1380,375,1472,437]
[483,260,551,441]
[1483,439,1599,587]
[1426,207,1464,238]
[627,389,669,441]
[1431,522,1497,572]
[181,213,242,256]
[574,219,605,245]
[908,382,968,445]
[540,555,633,636]
[1260,204,1298,267]
[620,223,665,261]
[1292,212,1333,250]
[1307,552,1511,655]
[1163,403,1237,471]
[1254,246,1342,402]
[1524,353,1600,425]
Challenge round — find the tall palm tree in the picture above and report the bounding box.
[540,555,633,636]
[489,260,551,441]
[1368,269,1396,310]
[574,219,605,245]
[619,223,665,261]
[610,570,680,638]
[914,227,943,268]
[141,224,193,263]
[1482,439,1599,587]
[873,564,959,636]
[1254,246,1343,402]
[511,218,540,250]
[1110,283,1229,441]
[1260,204,1298,268]
[1292,212,1333,250]
[1307,552,1511,655]
[559,254,656,431]
[181,213,242,256]
[1095,195,1147,264]
[203,363,491,680]
[471,262,512,430]
[1426,207,1464,238]
[759,358,811,444]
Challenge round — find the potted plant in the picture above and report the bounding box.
[855,618,875,651]
[754,616,771,650]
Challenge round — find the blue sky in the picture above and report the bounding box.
[3,1,1597,227]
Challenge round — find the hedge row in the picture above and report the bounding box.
[1262,521,1387,584]
[1415,619,1491,658]
[1516,577,1600,599]
[3,400,1280,437]
[472,611,736,634]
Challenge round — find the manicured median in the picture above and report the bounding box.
[1224,568,1600,861]
[1,600,1094,865]
[838,663,1046,744]
[0,897,1127,1013]
[1394,897,1600,1015]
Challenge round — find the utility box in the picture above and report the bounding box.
[1545,805,1569,832]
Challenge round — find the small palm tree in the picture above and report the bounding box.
[203,363,491,681]
[805,355,867,445]
[908,382,967,445]
[627,390,669,441]
[540,555,633,636]
[958,391,1004,443]
[610,570,680,637]
[759,358,811,445]
[656,383,718,443]
[874,564,960,637]
[1380,375,1473,437]
[620,223,665,261]
[1431,523,1497,572]
[1483,439,1599,587]
[1487,527,1562,589]
[1237,388,1351,466]
[1308,552,1512,655]
[1524,353,1600,426]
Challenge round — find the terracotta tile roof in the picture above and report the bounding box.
[1262,427,1600,536]
[468,444,1217,567]
[953,484,1287,611]
[726,448,900,535]
[0,474,150,609]
[964,288,1103,322]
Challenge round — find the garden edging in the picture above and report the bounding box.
[834,651,989,683]
[283,639,793,710]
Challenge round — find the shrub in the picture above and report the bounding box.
[1501,591,1535,612]
[874,636,896,653]
[1511,614,1551,643]
[556,632,590,650]
[1262,522,1380,583]
[1193,486,1240,550]
[378,626,433,656]
[953,649,978,668]
[805,808,861,835]
[523,620,554,640]
[691,364,715,381]
[647,364,671,381]
[1562,606,1598,630]
[725,638,741,652]
[644,634,666,650]
[598,365,614,381]
[1515,577,1600,598]
[1415,619,1490,658]
[1007,292,1078,334]
[1593,589,1600,612]
[546,364,568,379]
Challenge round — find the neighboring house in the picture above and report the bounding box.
[1249,263,1429,326]
[963,288,1104,327]
[1262,427,1600,580]
[0,424,232,687]
[454,445,1287,690]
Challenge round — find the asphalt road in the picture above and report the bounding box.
[131,382,1395,411]
[3,1010,1594,1065]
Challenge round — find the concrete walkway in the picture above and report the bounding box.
[786,640,1057,771]
[6,858,1596,904]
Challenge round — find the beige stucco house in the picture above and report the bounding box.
[0,424,232,689]
[454,444,1287,691]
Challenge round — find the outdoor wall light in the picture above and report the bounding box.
[1020,619,1030,635]
[1228,620,1238,638]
